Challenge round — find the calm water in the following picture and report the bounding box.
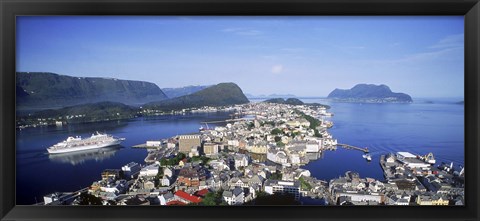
[16,113,231,205]
[16,98,464,205]
[300,98,464,182]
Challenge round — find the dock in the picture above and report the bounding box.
[132,144,159,149]
[200,118,246,124]
[337,143,369,153]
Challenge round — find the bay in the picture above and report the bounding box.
[300,98,464,182]
[16,98,465,205]
[16,113,231,205]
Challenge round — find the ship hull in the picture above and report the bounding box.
[47,140,122,154]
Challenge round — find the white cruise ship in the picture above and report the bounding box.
[47,132,125,154]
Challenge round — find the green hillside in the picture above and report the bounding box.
[17,72,167,110]
[144,82,249,111]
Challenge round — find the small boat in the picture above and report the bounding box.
[363,154,372,161]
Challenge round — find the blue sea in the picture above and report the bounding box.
[15,98,464,205]
[300,98,464,182]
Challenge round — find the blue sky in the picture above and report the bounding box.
[16,16,464,98]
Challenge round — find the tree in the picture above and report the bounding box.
[199,190,224,206]
[270,171,282,180]
[77,192,103,205]
[299,176,312,191]
[271,128,283,135]
[199,192,217,206]
[160,158,168,166]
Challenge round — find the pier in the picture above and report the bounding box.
[337,143,369,153]
[200,118,246,124]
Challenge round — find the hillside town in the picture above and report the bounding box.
[41,102,465,206]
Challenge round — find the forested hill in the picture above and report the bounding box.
[16,72,168,110]
[144,82,249,111]
[327,84,412,103]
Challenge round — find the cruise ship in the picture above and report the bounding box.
[47,132,125,154]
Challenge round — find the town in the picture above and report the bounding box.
[41,102,465,206]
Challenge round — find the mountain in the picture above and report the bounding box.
[162,85,211,98]
[16,72,167,110]
[264,98,304,105]
[18,101,139,124]
[144,82,249,111]
[327,84,412,103]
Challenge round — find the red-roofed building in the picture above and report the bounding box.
[194,189,210,197]
[166,200,186,206]
[174,190,202,204]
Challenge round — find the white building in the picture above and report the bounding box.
[264,180,301,200]
[146,141,162,147]
[139,164,159,177]
[233,153,249,169]
[396,152,430,168]
[306,140,320,152]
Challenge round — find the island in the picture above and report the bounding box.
[327,84,413,103]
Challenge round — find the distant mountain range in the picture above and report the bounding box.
[162,85,212,99]
[16,72,168,110]
[144,82,249,111]
[16,73,250,124]
[327,84,412,103]
[16,72,250,124]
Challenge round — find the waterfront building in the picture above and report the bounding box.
[178,134,201,154]
[306,140,321,153]
[396,152,431,168]
[146,140,162,147]
[264,179,301,200]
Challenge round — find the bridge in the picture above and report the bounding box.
[337,143,369,153]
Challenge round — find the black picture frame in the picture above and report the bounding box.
[1,0,479,221]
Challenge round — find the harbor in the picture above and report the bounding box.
[16,99,465,205]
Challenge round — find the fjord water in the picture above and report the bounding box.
[301,98,464,181]
[16,98,464,205]
[16,113,231,205]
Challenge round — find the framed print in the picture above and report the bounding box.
[1,0,479,221]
